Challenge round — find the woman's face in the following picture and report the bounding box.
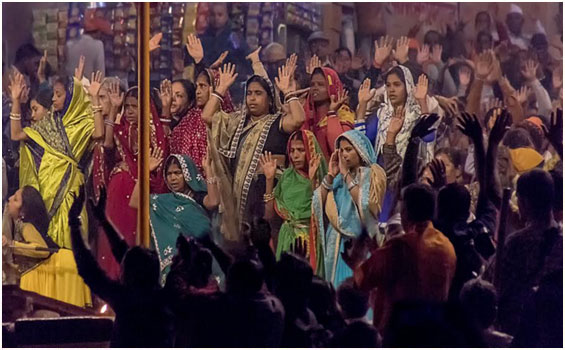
[98,85,111,116]
[52,82,66,112]
[339,139,361,170]
[7,189,23,219]
[475,13,491,33]
[166,162,188,194]
[195,74,211,108]
[289,139,307,170]
[385,73,407,107]
[171,82,189,115]
[246,81,270,117]
[310,72,329,103]
[435,153,460,184]
[478,34,493,53]
[30,99,48,122]
[124,96,138,124]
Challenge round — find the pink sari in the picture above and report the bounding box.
[98,89,168,278]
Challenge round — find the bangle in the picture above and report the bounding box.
[211,93,224,104]
[9,113,21,120]
[327,110,337,117]
[263,192,275,202]
[322,178,333,191]
[206,176,217,185]
[286,97,299,104]
[160,118,172,123]
[213,90,224,99]
[104,119,115,127]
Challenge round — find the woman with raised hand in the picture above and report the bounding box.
[259,130,327,260]
[201,60,305,241]
[311,130,387,286]
[8,63,103,306]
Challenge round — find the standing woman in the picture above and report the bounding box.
[9,66,103,306]
[201,62,305,241]
[105,87,168,250]
[311,129,387,287]
[303,67,356,159]
[259,130,327,260]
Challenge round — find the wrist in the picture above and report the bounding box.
[216,87,228,96]
[373,61,383,69]
[194,57,203,64]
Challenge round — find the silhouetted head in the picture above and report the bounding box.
[459,278,497,329]
[226,259,264,296]
[309,276,340,325]
[337,277,370,320]
[401,183,436,228]
[437,183,471,224]
[517,169,555,220]
[120,246,160,289]
[273,252,313,317]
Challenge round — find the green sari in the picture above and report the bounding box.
[150,154,211,285]
[274,130,327,260]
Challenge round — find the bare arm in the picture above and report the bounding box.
[202,152,220,211]
[259,152,277,221]
[8,72,29,141]
[201,63,237,127]
[88,71,105,140]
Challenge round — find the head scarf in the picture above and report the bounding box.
[199,68,235,113]
[303,67,344,130]
[509,147,544,174]
[287,130,329,181]
[336,129,378,166]
[164,154,207,194]
[374,65,422,159]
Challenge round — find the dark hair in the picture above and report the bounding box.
[226,259,264,296]
[337,277,369,319]
[385,66,406,86]
[459,279,497,329]
[402,183,436,223]
[196,70,212,86]
[20,186,53,245]
[517,169,554,216]
[437,184,471,223]
[424,30,443,46]
[503,127,534,149]
[475,11,491,25]
[517,120,544,151]
[550,169,562,214]
[150,88,163,116]
[32,85,54,109]
[171,79,196,113]
[531,33,549,48]
[274,252,313,317]
[15,44,41,64]
[335,47,352,58]
[121,246,160,289]
[435,147,466,170]
[309,276,341,327]
[246,75,275,114]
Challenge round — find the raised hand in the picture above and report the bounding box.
[458,66,472,86]
[338,150,349,177]
[308,153,322,180]
[246,46,262,64]
[149,147,164,172]
[185,33,204,63]
[486,97,504,112]
[374,36,394,68]
[74,55,85,80]
[306,54,322,75]
[542,108,563,152]
[289,237,308,258]
[8,71,26,102]
[416,44,431,66]
[69,185,86,224]
[285,53,298,76]
[513,85,530,105]
[475,50,494,81]
[90,185,108,223]
[20,86,30,105]
[88,71,103,98]
[37,50,48,83]
[210,51,229,69]
[159,79,172,111]
[329,88,349,111]
[428,158,447,190]
[358,78,375,104]
[436,95,459,117]
[521,59,539,82]
[275,64,295,95]
[393,36,410,64]
[149,32,163,53]
[388,106,405,137]
[488,108,512,147]
[457,112,483,143]
[108,81,124,109]
[259,151,277,180]
[431,44,443,64]
[410,113,440,139]
[217,63,238,95]
[329,150,339,177]
[413,74,429,101]
[552,66,563,90]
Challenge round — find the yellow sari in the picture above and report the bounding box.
[18,77,92,307]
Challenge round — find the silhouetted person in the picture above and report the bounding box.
[308,276,345,338]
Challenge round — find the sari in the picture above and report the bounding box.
[170,69,234,173]
[18,76,92,306]
[208,74,289,241]
[103,89,168,278]
[150,154,211,285]
[311,130,387,286]
[273,130,328,260]
[302,67,355,159]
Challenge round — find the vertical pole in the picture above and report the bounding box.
[137,3,151,248]
[494,187,512,288]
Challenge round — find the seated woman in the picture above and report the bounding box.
[1,186,87,306]
[130,151,219,284]
[259,130,327,260]
[311,130,387,287]
[303,67,356,159]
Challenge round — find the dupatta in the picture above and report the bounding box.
[150,154,211,285]
[273,130,328,259]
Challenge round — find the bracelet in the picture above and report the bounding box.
[206,176,217,185]
[263,192,275,202]
[347,179,359,191]
[211,93,224,104]
[160,118,172,123]
[327,110,337,117]
[322,178,333,191]
[92,105,102,110]
[286,97,299,104]
[104,119,115,127]
[212,90,224,99]
[9,113,21,121]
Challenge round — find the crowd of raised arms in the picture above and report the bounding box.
[1,2,562,347]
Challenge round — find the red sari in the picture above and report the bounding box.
[170,69,234,172]
[98,91,168,278]
[302,67,355,159]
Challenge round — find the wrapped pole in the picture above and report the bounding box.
[494,187,512,288]
[137,3,151,248]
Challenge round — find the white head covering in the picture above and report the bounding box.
[534,20,547,35]
[509,4,523,16]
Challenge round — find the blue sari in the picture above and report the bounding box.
[312,130,387,286]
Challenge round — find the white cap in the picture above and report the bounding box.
[509,4,523,15]
[534,20,547,35]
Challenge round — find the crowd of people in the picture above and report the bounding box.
[2,2,563,347]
